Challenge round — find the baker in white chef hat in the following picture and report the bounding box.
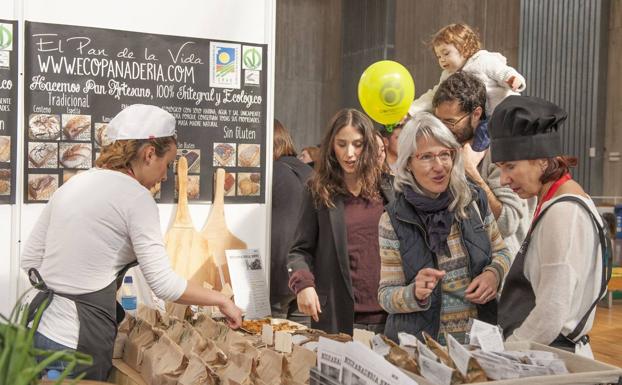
[96,104,178,189]
[24,102,242,381]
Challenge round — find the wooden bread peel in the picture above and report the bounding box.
[201,168,247,291]
[164,156,220,288]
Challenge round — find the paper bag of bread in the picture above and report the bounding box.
[141,334,186,385]
[123,319,160,371]
[177,352,219,385]
[179,324,209,356]
[422,332,462,385]
[194,313,229,341]
[284,344,315,385]
[378,335,419,375]
[113,314,135,358]
[253,348,284,385]
[445,333,488,383]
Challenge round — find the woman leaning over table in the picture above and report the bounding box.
[21,105,242,380]
[492,96,610,357]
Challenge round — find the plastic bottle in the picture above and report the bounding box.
[43,369,61,381]
[121,275,138,316]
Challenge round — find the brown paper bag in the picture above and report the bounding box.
[141,334,187,385]
[177,352,219,385]
[164,319,186,343]
[379,335,419,375]
[165,301,193,321]
[253,348,284,385]
[220,329,256,352]
[215,350,254,385]
[123,319,159,371]
[284,345,316,385]
[200,339,228,367]
[444,333,488,383]
[113,314,136,358]
[422,332,463,385]
[179,324,209,356]
[137,305,160,325]
[194,313,229,341]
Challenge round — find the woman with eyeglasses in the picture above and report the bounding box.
[378,112,511,343]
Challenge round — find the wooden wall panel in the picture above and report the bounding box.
[394,0,520,103]
[340,0,395,116]
[274,0,342,151]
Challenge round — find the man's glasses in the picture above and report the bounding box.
[440,112,472,130]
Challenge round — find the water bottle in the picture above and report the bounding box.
[43,369,61,381]
[121,275,138,316]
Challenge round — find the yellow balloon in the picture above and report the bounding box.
[358,60,415,125]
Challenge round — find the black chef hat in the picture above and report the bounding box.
[489,95,567,163]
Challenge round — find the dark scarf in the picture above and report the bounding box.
[403,185,454,255]
[471,118,490,152]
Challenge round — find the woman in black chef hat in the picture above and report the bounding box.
[491,95,611,357]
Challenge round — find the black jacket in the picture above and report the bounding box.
[271,156,313,302]
[287,177,395,335]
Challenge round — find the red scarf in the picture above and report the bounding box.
[532,173,572,222]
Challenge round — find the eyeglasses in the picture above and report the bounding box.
[440,112,472,130]
[413,149,456,165]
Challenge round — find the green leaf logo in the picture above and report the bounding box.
[243,48,262,70]
[0,24,12,50]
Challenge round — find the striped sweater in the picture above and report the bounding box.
[378,207,511,343]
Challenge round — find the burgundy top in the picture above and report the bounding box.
[344,194,387,324]
[288,193,387,325]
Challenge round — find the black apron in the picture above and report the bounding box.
[498,196,612,351]
[27,261,138,380]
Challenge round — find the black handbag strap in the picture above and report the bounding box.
[531,196,612,341]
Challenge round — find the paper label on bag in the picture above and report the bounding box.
[477,327,505,352]
[447,333,471,377]
[370,334,391,356]
[353,328,375,349]
[317,337,344,380]
[398,332,419,349]
[419,354,453,385]
[416,338,438,360]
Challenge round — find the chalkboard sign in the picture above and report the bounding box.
[24,21,267,204]
[0,20,18,204]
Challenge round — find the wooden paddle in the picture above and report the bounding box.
[164,156,219,289]
[201,168,247,291]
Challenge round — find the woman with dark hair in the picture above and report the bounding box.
[491,96,611,357]
[21,105,242,380]
[271,119,312,325]
[287,108,393,335]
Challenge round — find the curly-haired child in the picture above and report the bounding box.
[409,23,526,117]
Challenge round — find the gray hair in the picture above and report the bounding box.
[394,112,472,219]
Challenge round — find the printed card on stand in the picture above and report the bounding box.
[225,249,271,319]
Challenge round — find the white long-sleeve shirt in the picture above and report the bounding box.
[506,194,603,347]
[409,49,526,116]
[21,168,187,348]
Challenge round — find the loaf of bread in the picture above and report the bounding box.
[0,136,10,162]
[29,114,61,140]
[61,144,92,169]
[28,175,57,200]
[63,115,91,140]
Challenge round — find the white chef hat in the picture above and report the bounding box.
[107,104,176,141]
